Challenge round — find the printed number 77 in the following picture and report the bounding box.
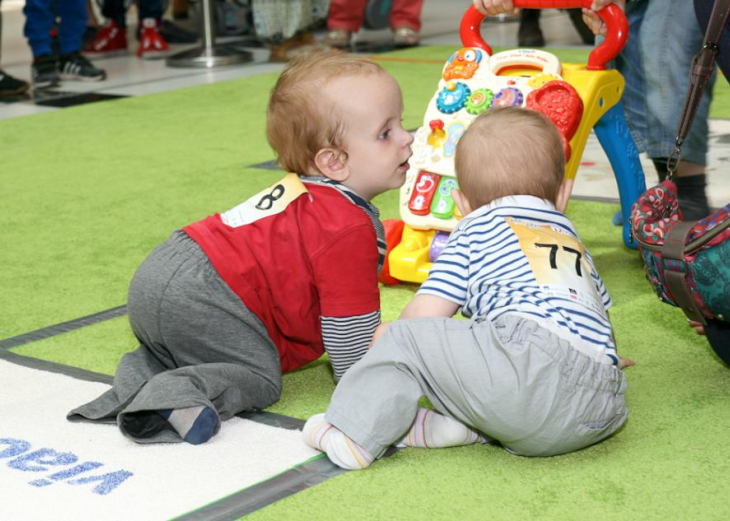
[535,243,583,277]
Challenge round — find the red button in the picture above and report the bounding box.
[408,171,440,215]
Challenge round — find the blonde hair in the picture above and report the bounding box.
[267,50,385,175]
[455,107,565,208]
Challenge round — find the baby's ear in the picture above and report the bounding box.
[555,177,572,213]
[452,189,474,217]
[314,148,349,182]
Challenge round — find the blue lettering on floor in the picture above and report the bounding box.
[0,437,132,495]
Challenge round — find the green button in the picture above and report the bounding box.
[430,177,459,219]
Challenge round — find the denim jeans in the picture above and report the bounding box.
[615,0,714,166]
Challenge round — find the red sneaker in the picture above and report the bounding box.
[137,18,169,59]
[84,21,128,56]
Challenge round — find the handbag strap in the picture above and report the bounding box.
[668,0,730,178]
[661,220,707,325]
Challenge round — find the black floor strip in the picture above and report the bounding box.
[0,348,348,520]
[0,305,128,350]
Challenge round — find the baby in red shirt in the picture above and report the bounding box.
[68,50,414,445]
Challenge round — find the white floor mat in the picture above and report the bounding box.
[0,357,321,521]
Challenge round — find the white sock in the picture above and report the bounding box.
[399,408,484,448]
[302,413,374,470]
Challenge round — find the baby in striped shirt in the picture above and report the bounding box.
[304,107,634,469]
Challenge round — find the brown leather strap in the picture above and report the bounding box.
[676,0,730,147]
[661,221,707,325]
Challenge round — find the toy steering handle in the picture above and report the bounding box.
[460,1,628,70]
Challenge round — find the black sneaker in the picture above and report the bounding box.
[31,55,60,88]
[0,70,30,97]
[59,52,107,82]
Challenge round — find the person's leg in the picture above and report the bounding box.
[23,0,55,57]
[56,0,88,54]
[56,0,106,82]
[389,0,422,47]
[566,8,594,45]
[305,317,496,469]
[85,0,127,54]
[71,232,281,444]
[398,407,485,448]
[0,1,27,95]
[705,319,730,366]
[138,0,163,22]
[119,232,281,444]
[101,0,127,28]
[327,0,367,32]
[136,0,169,59]
[614,0,649,157]
[390,0,423,31]
[518,9,544,47]
[640,0,713,220]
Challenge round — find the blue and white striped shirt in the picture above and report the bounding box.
[418,195,617,365]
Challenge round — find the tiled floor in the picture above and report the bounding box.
[3,0,730,208]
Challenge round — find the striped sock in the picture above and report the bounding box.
[400,408,483,448]
[302,413,374,470]
[158,406,219,445]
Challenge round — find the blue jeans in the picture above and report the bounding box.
[616,0,714,166]
[24,0,87,57]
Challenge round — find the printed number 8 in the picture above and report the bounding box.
[255,184,285,211]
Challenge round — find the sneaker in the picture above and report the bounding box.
[59,52,107,82]
[325,29,352,49]
[159,20,198,43]
[137,18,169,59]
[0,70,30,97]
[393,26,419,47]
[31,55,59,88]
[84,21,128,56]
[268,32,317,62]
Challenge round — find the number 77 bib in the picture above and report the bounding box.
[221,173,309,228]
[505,218,605,314]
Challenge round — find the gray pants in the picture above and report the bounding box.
[326,314,628,458]
[68,231,282,443]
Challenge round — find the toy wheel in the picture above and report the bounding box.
[379,219,405,286]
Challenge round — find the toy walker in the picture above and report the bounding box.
[382,0,646,285]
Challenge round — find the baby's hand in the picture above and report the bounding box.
[370,322,391,347]
[472,0,519,17]
[581,0,626,37]
[688,320,706,336]
[618,357,635,370]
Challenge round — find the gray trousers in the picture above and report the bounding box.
[68,231,282,443]
[326,314,628,458]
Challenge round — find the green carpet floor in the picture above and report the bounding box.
[2,46,730,520]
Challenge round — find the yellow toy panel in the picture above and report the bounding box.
[390,50,625,284]
[385,2,645,284]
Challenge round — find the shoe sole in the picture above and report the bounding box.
[138,51,170,60]
[0,85,31,96]
[59,73,107,82]
[32,79,60,89]
[83,49,129,60]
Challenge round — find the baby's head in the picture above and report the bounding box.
[455,107,566,209]
[267,50,413,200]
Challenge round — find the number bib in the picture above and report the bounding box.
[505,218,605,315]
[221,174,309,228]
